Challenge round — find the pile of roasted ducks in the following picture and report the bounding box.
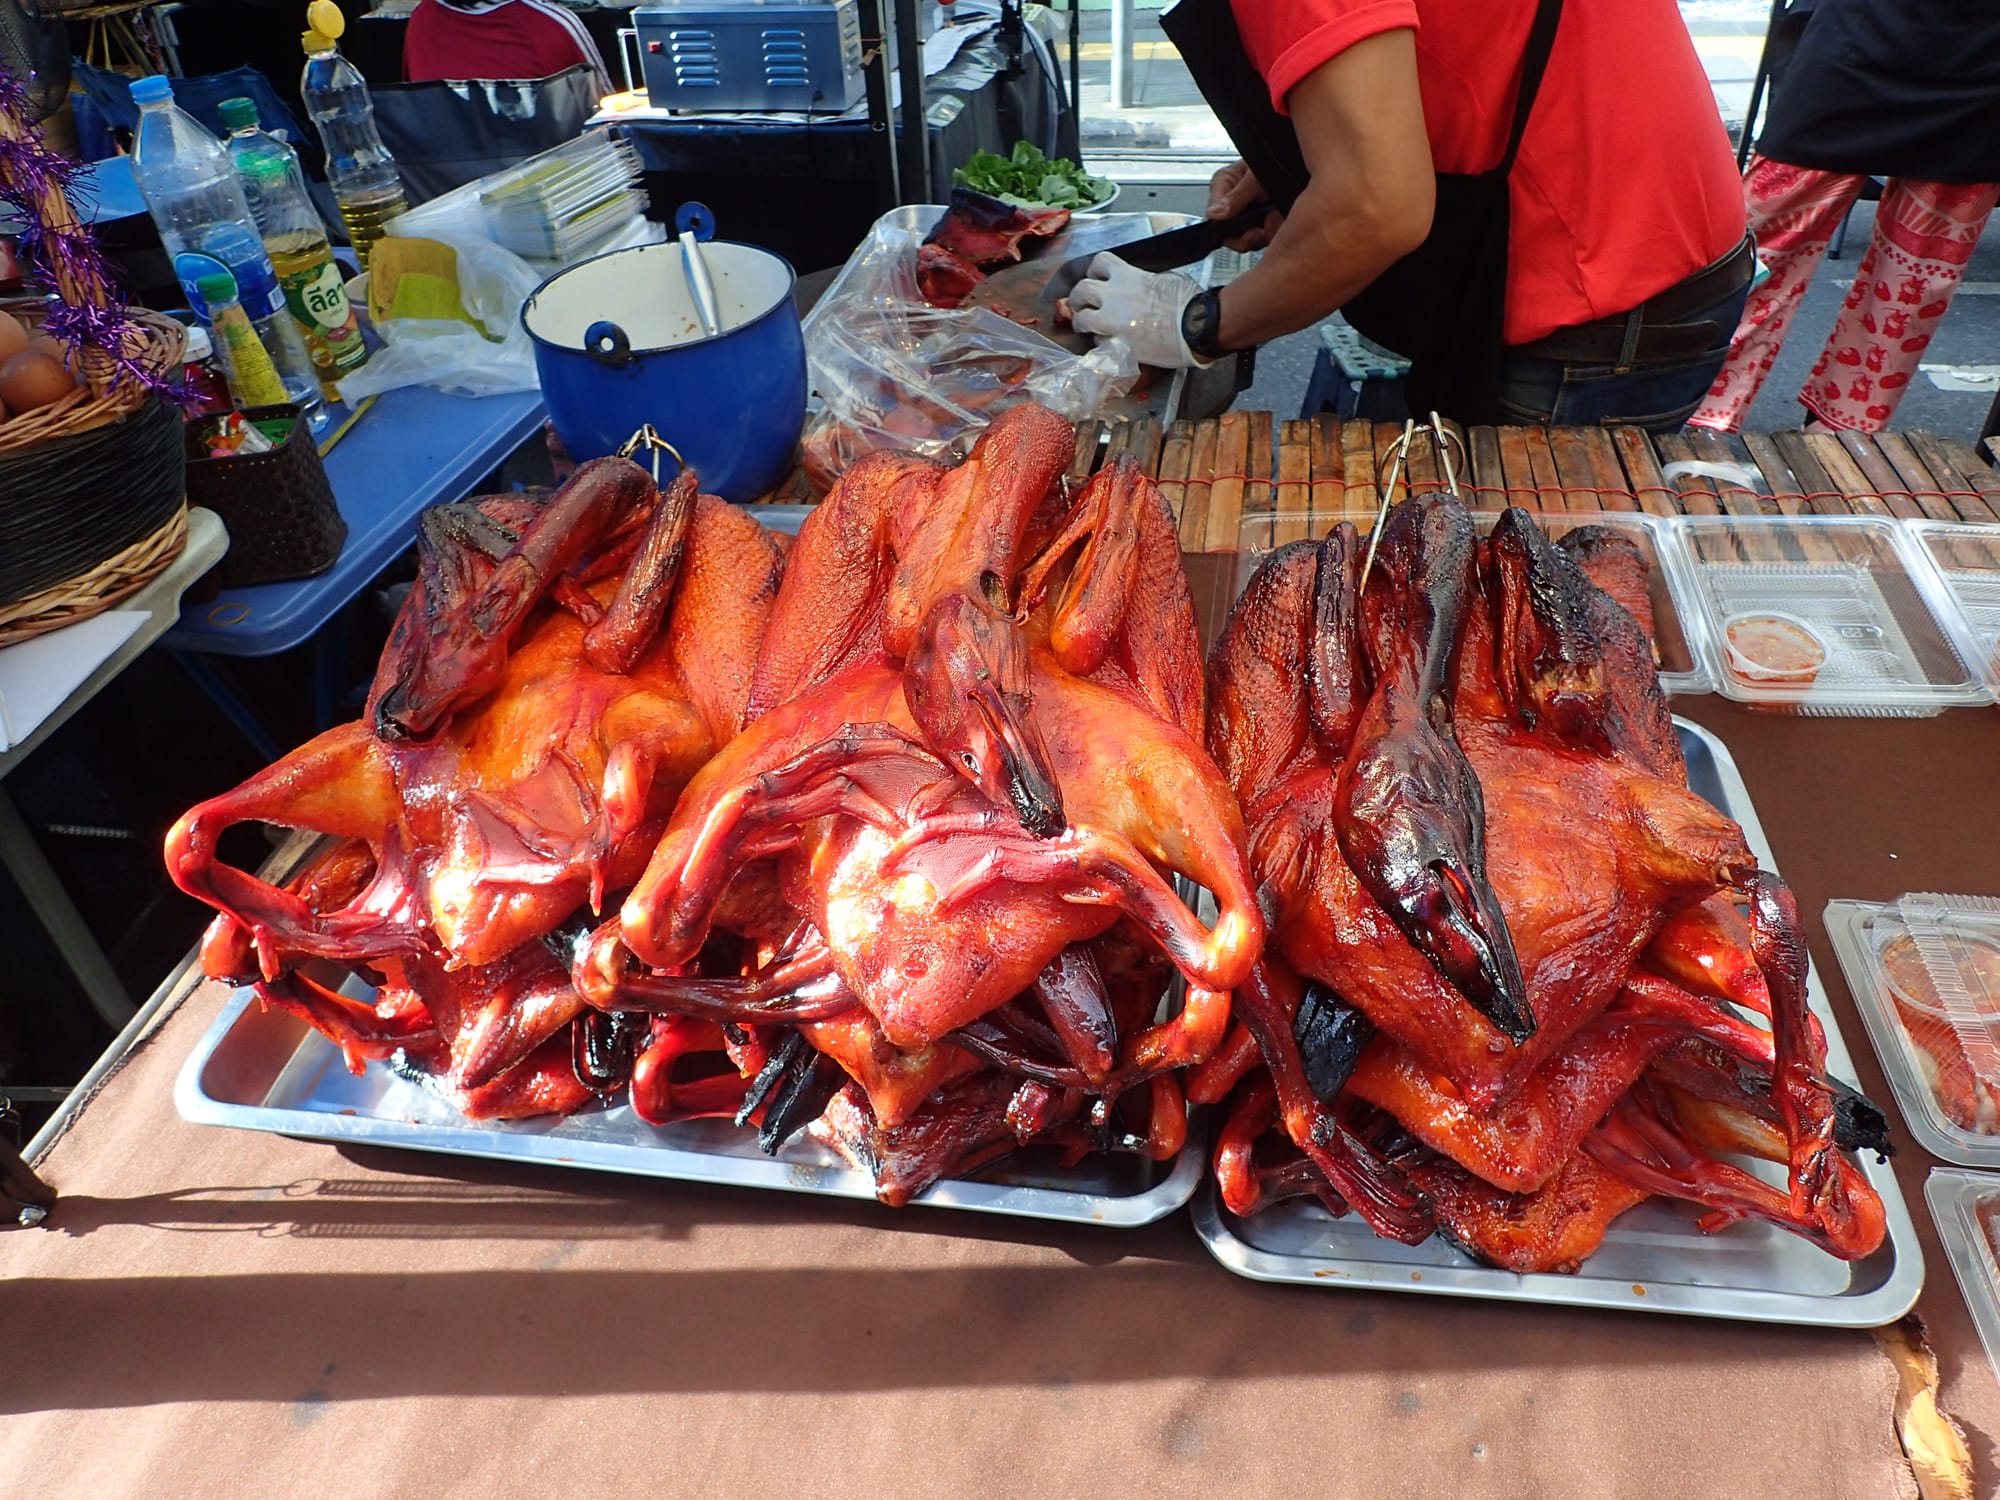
[168,457,788,1119]
[165,400,1891,1266]
[167,403,1259,1204]
[1195,498,1889,1270]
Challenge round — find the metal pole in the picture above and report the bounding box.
[891,0,931,203]
[1109,0,1133,109]
[1067,0,1080,130]
[1736,0,1789,169]
[857,0,901,211]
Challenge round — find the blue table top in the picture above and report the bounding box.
[163,386,547,657]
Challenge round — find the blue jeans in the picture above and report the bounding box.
[1495,283,1751,433]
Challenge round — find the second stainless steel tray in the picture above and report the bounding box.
[174,983,1201,1227]
[1193,719,1923,1326]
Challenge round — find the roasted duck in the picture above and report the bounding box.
[578,400,1263,1201]
[916,187,1071,309]
[1198,500,1890,1270]
[167,457,787,1116]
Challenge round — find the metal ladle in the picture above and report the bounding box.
[674,200,725,339]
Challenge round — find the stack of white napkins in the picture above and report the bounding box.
[0,611,148,754]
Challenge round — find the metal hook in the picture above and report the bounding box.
[1360,418,1418,591]
[617,424,686,486]
[1426,410,1467,500]
[1359,414,1471,590]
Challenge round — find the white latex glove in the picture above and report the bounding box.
[1066,253,1209,369]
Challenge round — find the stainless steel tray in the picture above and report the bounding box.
[1193,719,1923,1326]
[174,978,1201,1227]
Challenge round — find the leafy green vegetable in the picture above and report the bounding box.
[952,141,1115,210]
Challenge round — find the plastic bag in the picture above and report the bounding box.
[334,231,542,401]
[799,215,1138,490]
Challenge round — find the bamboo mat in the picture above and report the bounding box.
[1062,415,2000,551]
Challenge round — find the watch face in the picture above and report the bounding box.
[1183,289,1222,359]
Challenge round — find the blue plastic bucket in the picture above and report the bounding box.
[522,238,806,502]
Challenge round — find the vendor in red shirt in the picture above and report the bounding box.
[1067,0,1755,428]
[404,0,612,94]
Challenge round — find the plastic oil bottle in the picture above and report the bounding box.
[219,95,369,393]
[128,74,324,420]
[300,0,408,273]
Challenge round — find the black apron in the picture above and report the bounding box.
[1757,0,2000,185]
[1160,0,1562,424]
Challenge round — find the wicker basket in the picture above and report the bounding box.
[185,404,347,587]
[0,95,192,645]
[0,299,188,452]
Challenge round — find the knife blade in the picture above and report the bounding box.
[1055,202,1273,281]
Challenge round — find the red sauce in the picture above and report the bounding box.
[1725,613,1825,683]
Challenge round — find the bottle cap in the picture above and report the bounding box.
[302,28,334,51]
[196,270,240,305]
[182,324,213,361]
[217,96,260,131]
[129,75,173,105]
[306,0,344,39]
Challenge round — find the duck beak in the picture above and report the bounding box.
[968,678,1066,838]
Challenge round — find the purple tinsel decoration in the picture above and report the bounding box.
[0,63,185,401]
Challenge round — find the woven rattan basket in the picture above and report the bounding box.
[0,98,191,646]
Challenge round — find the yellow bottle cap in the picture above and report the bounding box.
[305,0,344,40]
[302,28,333,49]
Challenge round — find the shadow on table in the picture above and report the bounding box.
[31,1142,1178,1266]
[4,1149,1866,1417]
[0,1250,1863,1418]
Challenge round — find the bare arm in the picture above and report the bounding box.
[1212,29,1435,351]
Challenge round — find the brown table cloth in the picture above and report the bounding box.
[4,701,1997,1498]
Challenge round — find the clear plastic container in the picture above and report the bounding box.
[128,74,322,417]
[1907,520,2000,699]
[1923,1168,2000,1378]
[1676,514,1992,714]
[1825,895,2000,1165]
[1227,506,1715,695]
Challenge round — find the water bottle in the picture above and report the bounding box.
[300,0,408,273]
[128,75,323,419]
[220,95,369,390]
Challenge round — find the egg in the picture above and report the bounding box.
[0,310,28,364]
[0,350,78,413]
[28,334,84,384]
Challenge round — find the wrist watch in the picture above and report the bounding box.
[1180,288,1227,363]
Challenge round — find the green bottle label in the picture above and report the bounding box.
[279,255,368,374]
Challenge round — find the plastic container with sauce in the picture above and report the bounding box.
[1724,611,1826,688]
[1826,895,2000,1165]
[1677,514,1992,714]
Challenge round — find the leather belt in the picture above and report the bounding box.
[1511,234,1756,365]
